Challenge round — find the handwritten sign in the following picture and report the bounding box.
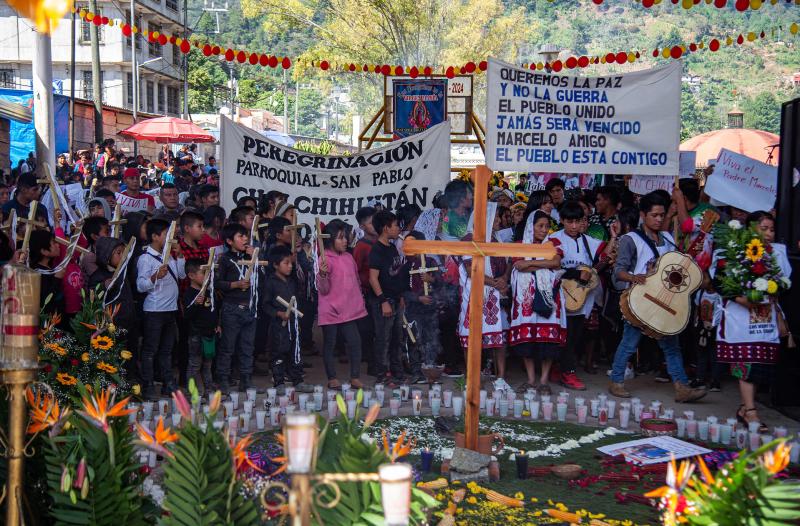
[486,58,681,175]
[115,192,151,214]
[704,148,777,213]
[628,175,675,195]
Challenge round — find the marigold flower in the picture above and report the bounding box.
[120,350,132,360]
[91,335,114,351]
[81,352,90,362]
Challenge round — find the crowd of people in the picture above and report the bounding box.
[0,141,793,432]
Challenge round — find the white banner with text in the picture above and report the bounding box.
[704,148,777,213]
[220,117,451,224]
[486,58,681,175]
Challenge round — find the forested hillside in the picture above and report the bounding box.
[186,0,800,139]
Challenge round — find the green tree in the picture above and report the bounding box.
[681,87,720,141]
[742,92,782,133]
[187,49,228,113]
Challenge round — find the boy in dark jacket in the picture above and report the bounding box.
[262,245,313,394]
[89,236,139,380]
[183,258,217,396]
[214,223,258,393]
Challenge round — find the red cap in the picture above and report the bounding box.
[123,167,140,179]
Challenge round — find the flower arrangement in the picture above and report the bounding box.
[646,440,799,526]
[712,221,791,303]
[39,288,134,403]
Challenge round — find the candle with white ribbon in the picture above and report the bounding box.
[379,463,412,526]
[285,413,317,474]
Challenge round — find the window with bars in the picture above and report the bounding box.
[79,5,103,44]
[166,0,178,11]
[158,84,165,113]
[167,87,179,115]
[148,24,162,57]
[172,44,180,67]
[0,69,15,88]
[127,73,134,105]
[147,81,154,113]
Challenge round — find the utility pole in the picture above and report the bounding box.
[131,0,138,156]
[33,24,55,178]
[294,79,299,134]
[69,9,76,154]
[283,68,289,134]
[89,0,103,143]
[182,0,189,119]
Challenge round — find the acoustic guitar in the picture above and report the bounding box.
[620,251,702,339]
[562,265,600,313]
[684,209,720,257]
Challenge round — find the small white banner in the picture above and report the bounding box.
[704,148,777,213]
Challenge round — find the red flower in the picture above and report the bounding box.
[766,244,773,254]
[751,261,767,276]
[70,359,79,366]
[696,251,712,271]
[716,259,727,270]
[43,364,53,373]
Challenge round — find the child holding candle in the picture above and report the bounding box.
[509,210,565,395]
[316,220,367,390]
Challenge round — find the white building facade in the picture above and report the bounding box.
[0,0,184,115]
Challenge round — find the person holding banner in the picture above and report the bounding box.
[122,168,155,213]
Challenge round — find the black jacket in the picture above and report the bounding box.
[182,286,217,337]
[215,250,252,306]
[261,273,298,328]
[89,237,135,328]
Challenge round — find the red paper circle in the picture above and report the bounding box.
[592,0,603,4]
[378,64,388,75]
[446,66,455,79]
[670,45,682,59]
[268,56,278,68]
[180,40,190,54]
[101,16,109,24]
[689,43,697,52]
[212,45,220,55]
[565,56,577,69]
[320,60,329,70]
[259,54,269,66]
[551,60,563,72]
[249,53,258,65]
[605,52,616,63]
[225,49,234,61]
[281,57,291,69]
[395,65,404,75]
[709,38,720,51]
[465,61,476,73]
[478,60,488,71]
[409,66,419,78]
[169,35,177,44]
[643,0,655,7]
[714,0,727,6]
[424,66,433,75]
[615,51,627,64]
[735,0,749,9]
[236,50,246,63]
[652,49,659,57]
[202,44,212,56]
[122,24,132,36]
[158,34,168,46]
[577,56,589,68]
[737,34,744,44]
[93,16,102,26]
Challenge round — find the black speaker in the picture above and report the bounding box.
[773,98,800,408]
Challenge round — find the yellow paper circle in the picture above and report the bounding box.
[747,32,756,41]
[682,0,693,8]
[726,36,733,45]
[792,23,799,34]
[750,0,762,8]
[627,52,636,62]
[175,37,182,45]
[662,48,670,58]
[698,41,705,49]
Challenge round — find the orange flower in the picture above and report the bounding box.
[267,433,288,476]
[231,434,264,474]
[96,361,118,374]
[26,386,68,434]
[135,417,178,457]
[763,443,791,475]
[645,457,698,526]
[91,335,114,351]
[382,429,415,462]
[77,387,135,432]
[56,372,78,386]
[45,342,67,356]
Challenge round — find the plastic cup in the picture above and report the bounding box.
[618,406,629,428]
[256,410,266,430]
[542,401,554,421]
[453,396,463,417]
[498,399,509,417]
[513,400,524,418]
[556,402,567,422]
[530,401,540,420]
[389,398,401,416]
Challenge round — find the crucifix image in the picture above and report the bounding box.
[402,166,557,452]
[110,204,127,238]
[408,254,440,297]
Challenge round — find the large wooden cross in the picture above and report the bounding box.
[110,204,127,238]
[403,166,557,451]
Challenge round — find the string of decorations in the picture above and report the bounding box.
[617,0,797,9]
[76,7,798,77]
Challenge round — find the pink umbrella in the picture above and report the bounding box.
[119,116,215,144]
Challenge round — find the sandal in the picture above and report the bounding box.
[736,404,747,425]
[327,379,341,389]
[537,384,552,396]
[742,407,769,433]
[350,378,364,389]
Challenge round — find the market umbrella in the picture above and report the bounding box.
[119,116,216,144]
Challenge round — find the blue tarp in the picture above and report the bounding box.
[0,88,70,168]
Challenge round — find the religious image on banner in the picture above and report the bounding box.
[393,79,447,139]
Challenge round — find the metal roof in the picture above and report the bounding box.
[0,99,32,123]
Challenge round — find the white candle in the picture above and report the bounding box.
[590,399,599,418]
[389,398,401,416]
[327,401,338,420]
[379,463,412,526]
[270,408,280,427]
[513,400,524,418]
[142,401,154,420]
[683,410,695,421]
[243,400,255,415]
[400,385,410,400]
[530,400,540,420]
[479,390,487,409]
[159,399,170,417]
[748,421,762,434]
[789,441,800,464]
[633,403,643,423]
[327,389,337,402]
[556,402,567,422]
[279,396,289,409]
[171,413,182,427]
[223,401,234,419]
[430,398,441,417]
[617,406,628,428]
[246,388,257,402]
[661,408,674,420]
[313,392,324,411]
[375,390,385,407]
[698,421,709,441]
[749,432,761,451]
[240,414,250,432]
[267,388,277,405]
[443,390,453,408]
[452,396,463,417]
[412,396,422,416]
[676,418,687,438]
[774,426,788,438]
[687,419,698,439]
[542,401,554,421]
[485,398,495,417]
[709,423,721,443]
[760,434,775,446]
[598,394,608,406]
[286,413,316,474]
[498,399,509,417]
[341,382,351,393]
[285,386,295,403]
[363,390,373,408]
[735,429,748,450]
[298,394,310,411]
[606,400,617,420]
[148,451,157,467]
[345,390,354,402]
[706,415,718,425]
[230,391,240,410]
[228,416,238,434]
[720,424,732,445]
[347,399,357,419]
[540,394,551,404]
[256,410,266,430]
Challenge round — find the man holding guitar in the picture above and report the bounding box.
[608,192,707,403]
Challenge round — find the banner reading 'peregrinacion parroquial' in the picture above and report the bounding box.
[485,58,681,175]
[220,118,452,224]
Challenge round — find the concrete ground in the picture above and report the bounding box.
[246,335,800,435]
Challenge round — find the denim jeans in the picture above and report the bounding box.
[368,296,404,379]
[611,322,688,384]
[187,334,214,390]
[217,303,256,383]
[140,311,178,387]
[322,320,362,380]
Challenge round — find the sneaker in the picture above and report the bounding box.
[654,372,671,383]
[560,372,586,391]
[709,380,721,393]
[689,378,706,389]
[410,374,427,385]
[442,368,464,378]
